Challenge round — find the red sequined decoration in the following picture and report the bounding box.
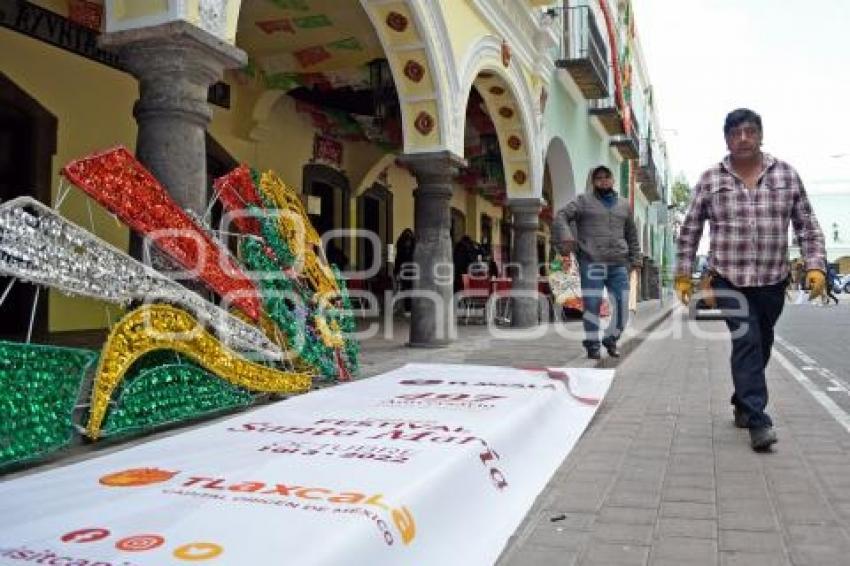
[61,147,262,321]
[213,165,262,236]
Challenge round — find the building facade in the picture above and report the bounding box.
[0,0,672,344]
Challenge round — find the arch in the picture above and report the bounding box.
[544,136,576,211]
[359,0,454,154]
[355,153,398,197]
[248,90,287,142]
[456,36,541,199]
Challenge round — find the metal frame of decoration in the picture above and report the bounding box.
[0,197,282,361]
[86,304,312,439]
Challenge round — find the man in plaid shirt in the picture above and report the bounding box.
[674,108,827,451]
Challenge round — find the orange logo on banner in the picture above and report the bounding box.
[99,468,178,487]
[173,542,223,561]
[392,507,416,545]
[115,534,165,552]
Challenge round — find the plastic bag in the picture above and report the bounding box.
[549,254,583,311]
[549,254,611,315]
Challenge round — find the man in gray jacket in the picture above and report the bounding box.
[552,165,641,359]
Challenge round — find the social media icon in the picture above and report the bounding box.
[173,542,223,561]
[115,534,165,552]
[60,528,110,543]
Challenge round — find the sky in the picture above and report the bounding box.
[634,0,850,194]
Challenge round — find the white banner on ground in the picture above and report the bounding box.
[0,363,613,566]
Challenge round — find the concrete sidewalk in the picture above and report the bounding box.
[356,296,676,378]
[498,308,850,566]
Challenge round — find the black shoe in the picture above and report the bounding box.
[749,426,778,451]
[586,349,601,360]
[601,338,620,358]
[603,343,620,358]
[733,406,748,429]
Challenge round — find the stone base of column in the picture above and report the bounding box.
[508,197,543,329]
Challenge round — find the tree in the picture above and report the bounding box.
[670,173,692,213]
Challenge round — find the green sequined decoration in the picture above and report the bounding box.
[0,341,98,468]
[237,173,359,381]
[101,352,254,437]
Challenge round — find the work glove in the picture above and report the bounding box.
[806,270,826,300]
[674,274,693,305]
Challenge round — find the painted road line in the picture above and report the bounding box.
[772,349,850,435]
[776,335,850,392]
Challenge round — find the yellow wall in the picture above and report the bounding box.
[437,0,495,67]
[387,165,415,245]
[0,28,137,332]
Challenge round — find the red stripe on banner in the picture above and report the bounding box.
[515,366,599,406]
[546,370,599,406]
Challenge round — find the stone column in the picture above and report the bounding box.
[100,21,246,257]
[398,152,464,347]
[508,198,543,328]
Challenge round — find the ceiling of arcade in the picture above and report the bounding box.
[234,0,403,149]
[236,0,383,87]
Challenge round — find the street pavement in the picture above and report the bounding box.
[498,298,850,566]
[773,294,850,418]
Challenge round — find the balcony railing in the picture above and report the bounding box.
[588,87,624,135]
[555,5,609,99]
[638,138,660,201]
[610,112,640,159]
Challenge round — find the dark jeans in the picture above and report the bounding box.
[712,276,786,428]
[578,261,630,351]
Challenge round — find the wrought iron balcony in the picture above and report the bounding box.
[638,138,660,201]
[555,5,609,99]
[610,113,640,160]
[589,93,625,135]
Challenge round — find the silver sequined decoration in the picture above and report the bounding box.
[0,197,282,361]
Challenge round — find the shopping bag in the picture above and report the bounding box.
[549,254,583,311]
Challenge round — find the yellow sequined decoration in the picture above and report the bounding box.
[258,171,340,301]
[315,315,345,348]
[86,304,312,439]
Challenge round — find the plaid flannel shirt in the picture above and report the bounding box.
[676,153,826,287]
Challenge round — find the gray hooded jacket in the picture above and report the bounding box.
[551,169,641,267]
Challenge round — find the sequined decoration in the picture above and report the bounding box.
[212,166,359,381]
[61,146,262,320]
[86,304,312,439]
[102,354,253,438]
[0,197,281,361]
[213,164,263,236]
[0,341,98,467]
[257,170,340,299]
